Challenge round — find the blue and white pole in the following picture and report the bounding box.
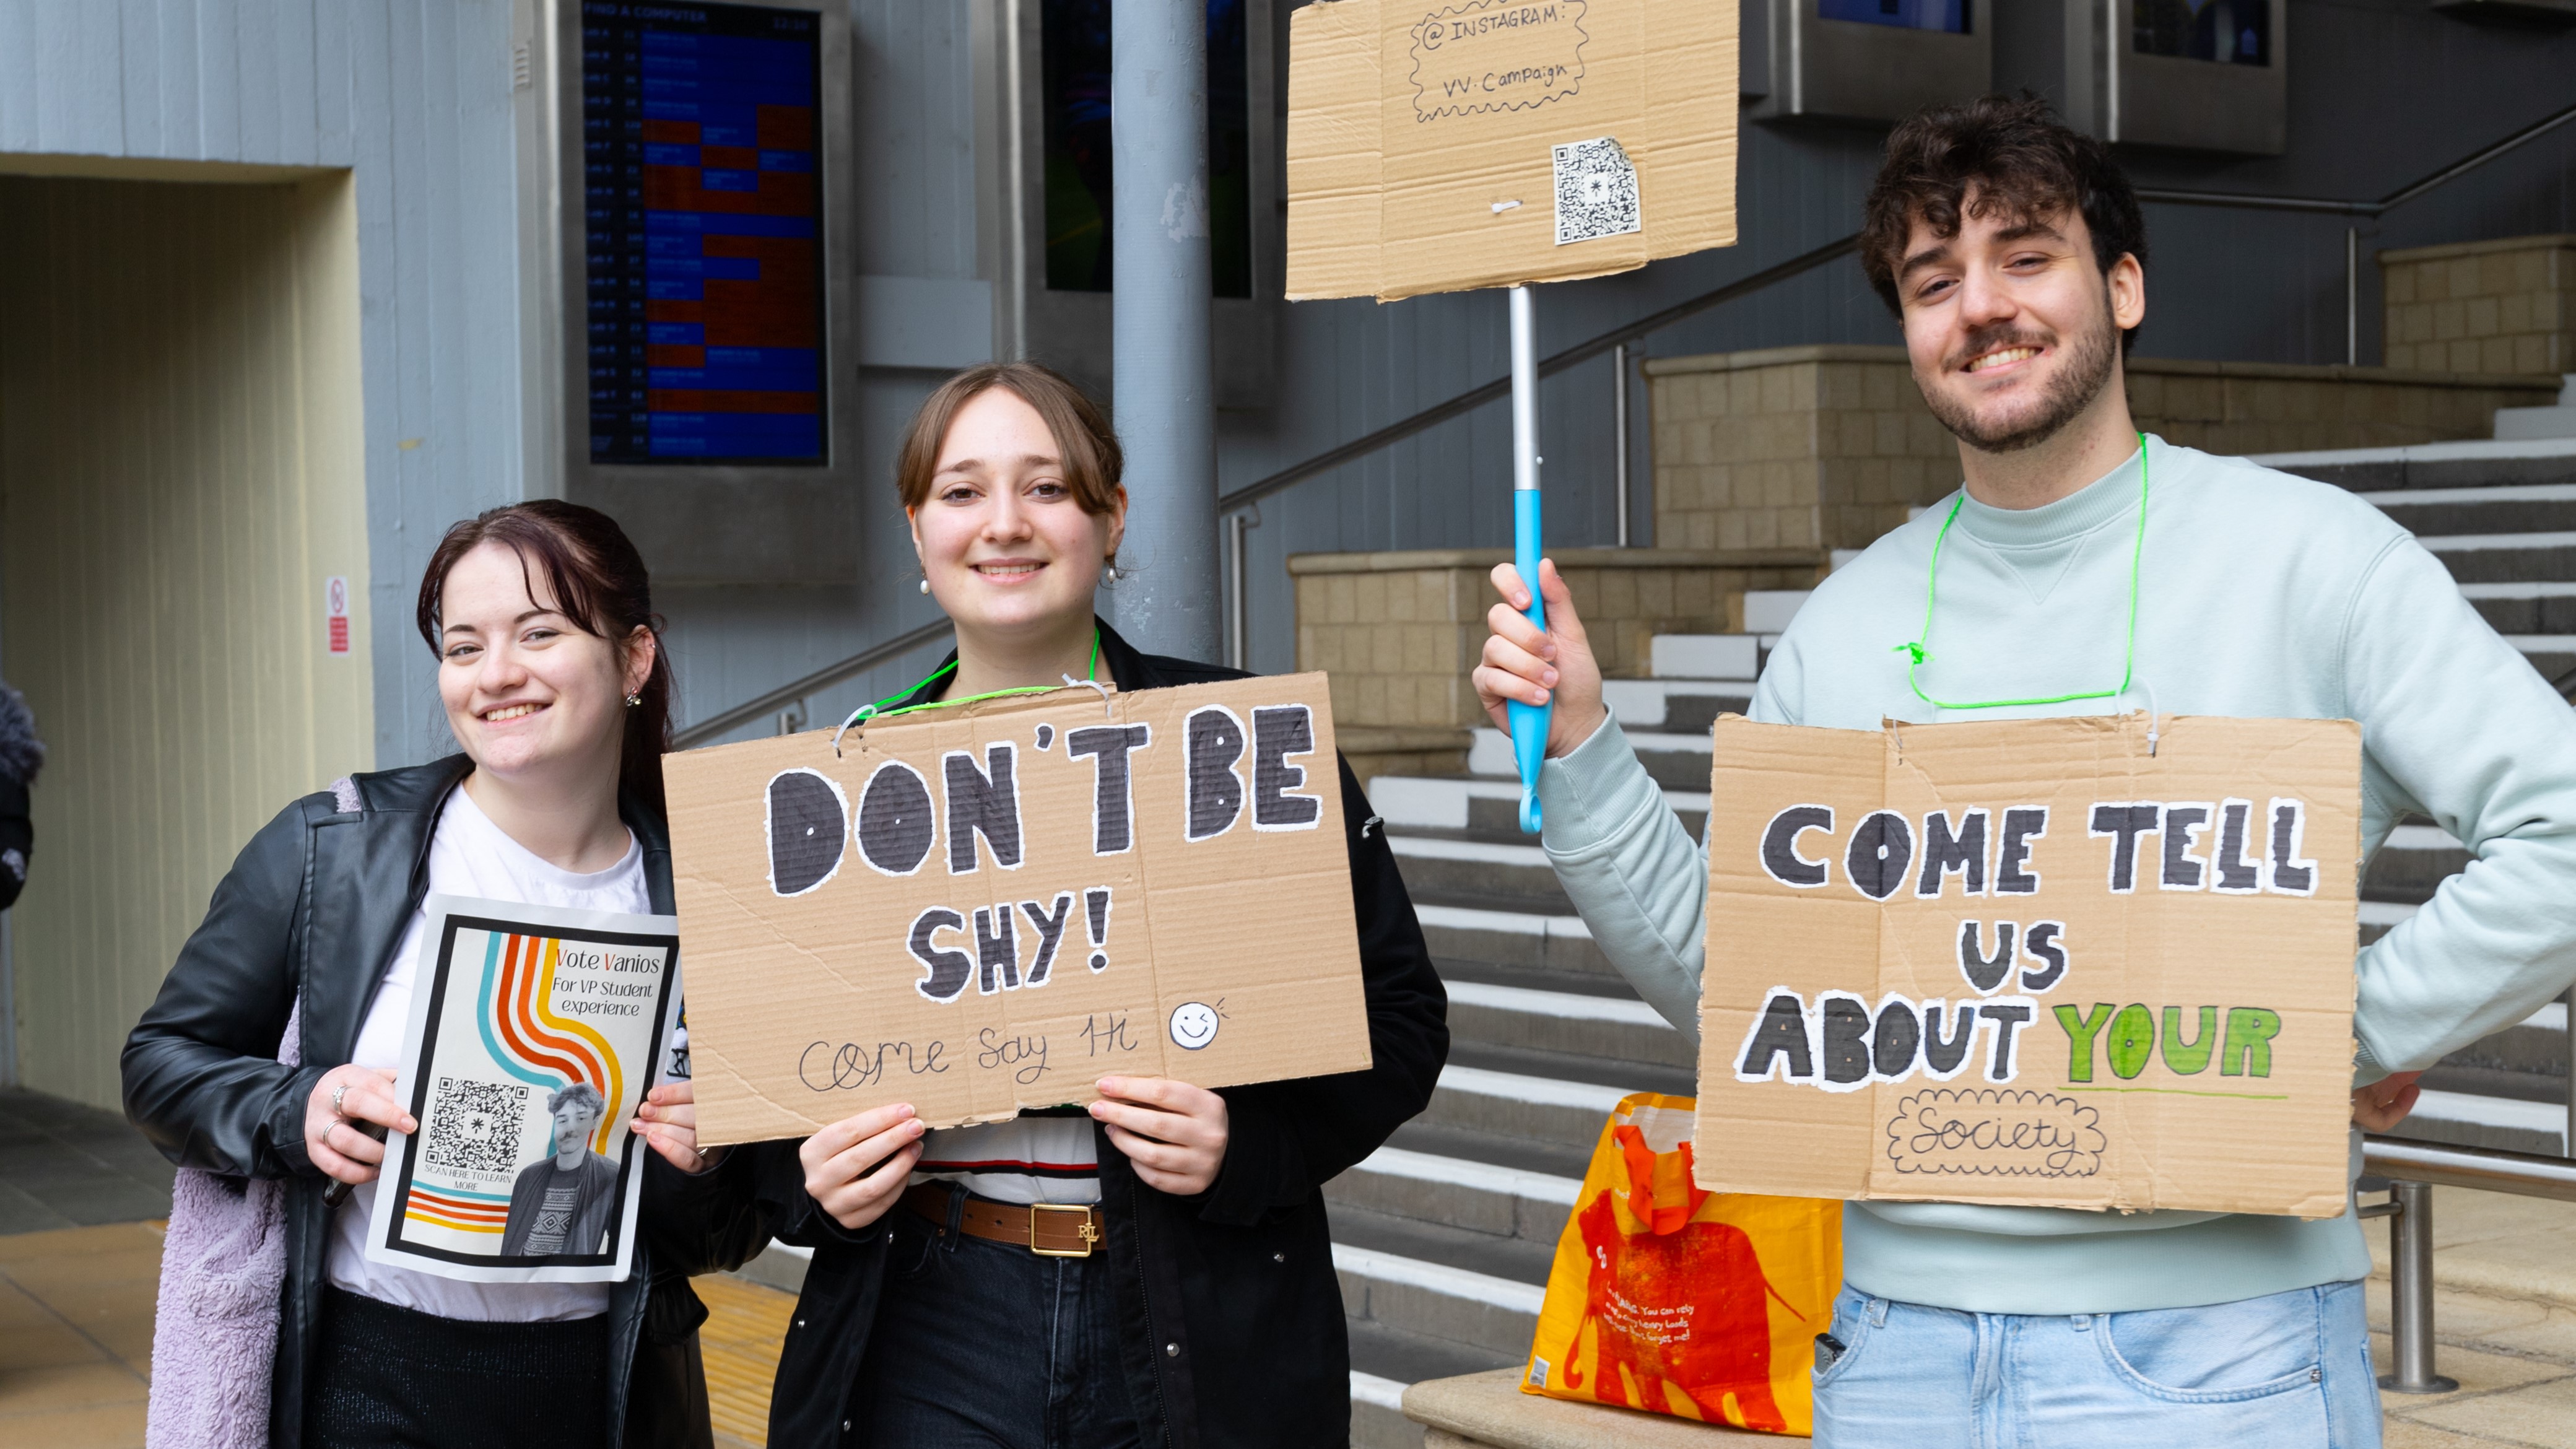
[1507,285,1549,835]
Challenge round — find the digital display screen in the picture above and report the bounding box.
[1040,0,1250,297]
[2134,0,2268,66]
[1817,0,1971,34]
[583,1,826,464]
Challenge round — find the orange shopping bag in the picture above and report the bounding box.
[1521,1091,1840,1435]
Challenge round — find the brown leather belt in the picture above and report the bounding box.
[903,1182,1104,1258]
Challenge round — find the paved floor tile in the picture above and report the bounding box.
[2408,1374,2576,1445]
[698,1272,794,1448]
[0,1361,150,1413]
[2383,1421,2521,1448]
[2370,1331,2570,1397]
[0,1091,173,1230]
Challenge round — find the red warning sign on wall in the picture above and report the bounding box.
[326,575,351,656]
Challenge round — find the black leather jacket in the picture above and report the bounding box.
[693,622,1452,1449]
[121,757,760,1448]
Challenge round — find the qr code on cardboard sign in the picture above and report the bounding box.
[423,1077,528,1174]
[1552,136,1642,246]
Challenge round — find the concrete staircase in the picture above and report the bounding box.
[1331,433,2576,1446]
[2267,433,2576,1155]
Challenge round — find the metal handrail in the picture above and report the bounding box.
[2364,1121,2576,1395]
[2133,98,2576,219]
[671,616,953,749]
[1214,233,1863,516]
[2365,1136,2576,1203]
[2132,98,2576,364]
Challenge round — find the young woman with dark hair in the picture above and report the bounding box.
[702,362,1450,1449]
[124,500,756,1449]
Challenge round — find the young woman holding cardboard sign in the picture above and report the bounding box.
[700,362,1450,1449]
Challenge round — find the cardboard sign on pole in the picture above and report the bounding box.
[1694,712,2362,1219]
[664,673,1373,1146]
[1286,0,1738,301]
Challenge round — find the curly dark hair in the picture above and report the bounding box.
[1860,94,2148,353]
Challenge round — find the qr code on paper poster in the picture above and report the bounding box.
[422,1077,528,1174]
[1552,136,1642,246]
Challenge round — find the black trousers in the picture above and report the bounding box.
[850,1195,1143,1449]
[308,1286,611,1449]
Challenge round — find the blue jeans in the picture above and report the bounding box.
[848,1194,1142,1449]
[1812,1281,2381,1449]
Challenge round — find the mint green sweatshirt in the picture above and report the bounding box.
[1538,434,2576,1313]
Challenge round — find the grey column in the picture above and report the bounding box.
[1109,0,1220,661]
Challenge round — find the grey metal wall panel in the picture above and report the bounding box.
[853,0,980,280]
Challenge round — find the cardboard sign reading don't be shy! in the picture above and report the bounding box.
[665,674,1373,1146]
[1694,711,2363,1219]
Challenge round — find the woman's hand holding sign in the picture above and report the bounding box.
[1474,560,1608,760]
[636,1082,729,1175]
[802,1103,928,1230]
[1091,1076,1229,1196]
[304,1065,415,1186]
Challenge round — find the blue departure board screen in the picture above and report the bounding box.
[583,1,827,464]
[1817,0,1971,33]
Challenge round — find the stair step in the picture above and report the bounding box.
[2420,531,2576,585]
[1370,772,1705,838]
[1348,1368,1421,1449]
[1390,835,1570,909]
[1471,727,1712,794]
[2362,482,2576,537]
[1326,1142,1582,1241]
[2496,404,2576,442]
[1650,633,1760,681]
[2390,1087,2570,1157]
[1447,979,1691,1069]
[2458,581,2576,637]
[1421,1063,1633,1152]
[1332,1222,1550,1358]
[1600,677,1752,734]
[1414,903,1610,975]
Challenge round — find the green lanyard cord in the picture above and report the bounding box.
[1895,434,2151,711]
[832,627,1102,739]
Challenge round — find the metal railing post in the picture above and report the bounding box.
[1225,508,1255,672]
[2346,226,2360,368]
[2379,1180,2458,1394]
[2564,987,2574,1160]
[1614,342,1631,548]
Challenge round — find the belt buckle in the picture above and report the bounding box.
[1029,1203,1099,1258]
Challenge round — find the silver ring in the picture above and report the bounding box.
[330,1084,350,1117]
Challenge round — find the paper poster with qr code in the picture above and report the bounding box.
[365,895,681,1283]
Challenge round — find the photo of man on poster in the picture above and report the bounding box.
[500,1082,619,1258]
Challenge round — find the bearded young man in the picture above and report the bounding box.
[1474,95,2576,1445]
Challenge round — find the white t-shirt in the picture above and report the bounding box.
[914,1108,1099,1205]
[325,785,649,1322]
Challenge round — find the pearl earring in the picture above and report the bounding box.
[1104,562,1121,582]
[918,577,931,595]
[625,693,642,708]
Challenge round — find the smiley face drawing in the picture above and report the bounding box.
[1168,1001,1221,1051]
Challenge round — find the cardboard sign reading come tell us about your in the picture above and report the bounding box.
[1695,712,2364,1219]
[664,673,1374,1147]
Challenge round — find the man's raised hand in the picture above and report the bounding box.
[1471,559,1608,760]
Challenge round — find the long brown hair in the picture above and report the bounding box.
[894,362,1125,523]
[414,501,674,819]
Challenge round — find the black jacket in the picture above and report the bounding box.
[696,621,1451,1449]
[121,757,762,1449]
